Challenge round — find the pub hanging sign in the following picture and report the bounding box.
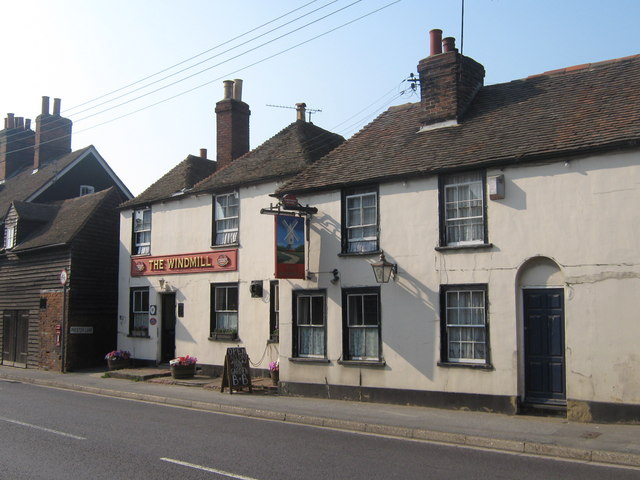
[131,249,237,276]
[275,215,305,279]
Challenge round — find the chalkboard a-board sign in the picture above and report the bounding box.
[221,347,252,394]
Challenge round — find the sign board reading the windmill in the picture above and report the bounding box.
[221,347,252,394]
[275,214,305,279]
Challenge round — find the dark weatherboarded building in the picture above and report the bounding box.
[0,97,132,370]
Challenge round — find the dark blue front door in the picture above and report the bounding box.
[523,289,566,404]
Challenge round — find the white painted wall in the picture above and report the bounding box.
[117,182,281,370]
[281,150,640,406]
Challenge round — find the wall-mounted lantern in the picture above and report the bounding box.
[371,252,397,283]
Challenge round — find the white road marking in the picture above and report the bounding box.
[0,415,86,440]
[161,457,261,480]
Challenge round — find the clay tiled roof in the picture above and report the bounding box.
[279,55,640,194]
[192,120,344,193]
[0,146,92,215]
[121,155,217,208]
[13,188,118,251]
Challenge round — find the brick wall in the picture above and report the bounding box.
[38,289,65,371]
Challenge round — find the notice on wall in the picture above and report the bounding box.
[221,347,252,394]
[275,215,305,279]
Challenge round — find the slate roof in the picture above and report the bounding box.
[121,155,217,208]
[12,187,118,252]
[0,146,92,216]
[192,120,344,193]
[279,55,640,194]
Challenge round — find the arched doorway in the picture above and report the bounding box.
[517,257,566,407]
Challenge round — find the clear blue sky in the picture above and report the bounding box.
[2,0,638,195]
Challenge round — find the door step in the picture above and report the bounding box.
[520,402,567,418]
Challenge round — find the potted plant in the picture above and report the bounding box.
[105,350,131,370]
[269,328,279,343]
[170,355,197,379]
[213,329,238,341]
[269,360,279,385]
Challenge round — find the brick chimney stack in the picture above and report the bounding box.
[34,96,73,170]
[0,112,35,182]
[417,29,485,128]
[215,79,250,169]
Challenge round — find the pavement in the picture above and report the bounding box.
[1,365,639,468]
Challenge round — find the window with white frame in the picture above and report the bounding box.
[441,171,486,246]
[130,287,149,337]
[343,287,381,361]
[213,192,239,245]
[132,208,151,255]
[293,290,326,357]
[210,283,238,335]
[4,222,16,249]
[343,186,378,253]
[441,285,489,364]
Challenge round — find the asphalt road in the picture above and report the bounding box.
[1,380,638,480]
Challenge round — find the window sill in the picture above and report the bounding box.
[127,334,150,339]
[288,357,330,364]
[338,250,382,258]
[208,334,239,342]
[131,253,151,258]
[435,243,493,252]
[437,361,494,370]
[210,243,239,249]
[338,359,386,367]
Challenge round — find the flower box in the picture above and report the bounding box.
[212,330,238,341]
[171,363,196,379]
[107,358,130,371]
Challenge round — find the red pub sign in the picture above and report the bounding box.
[131,250,237,276]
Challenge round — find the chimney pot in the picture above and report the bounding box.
[223,80,234,100]
[429,29,443,56]
[53,98,61,115]
[200,148,207,159]
[7,113,15,129]
[443,37,456,53]
[41,96,50,115]
[233,79,243,101]
[296,103,307,122]
[16,117,24,128]
[25,119,31,130]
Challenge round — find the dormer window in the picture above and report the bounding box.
[79,185,95,196]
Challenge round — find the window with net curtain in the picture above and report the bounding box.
[442,286,488,364]
[343,186,378,253]
[211,284,238,334]
[294,291,325,357]
[343,288,381,361]
[442,171,485,246]
[214,192,239,245]
[133,208,151,255]
[130,287,149,337]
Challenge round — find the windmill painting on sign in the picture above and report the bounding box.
[275,214,305,279]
